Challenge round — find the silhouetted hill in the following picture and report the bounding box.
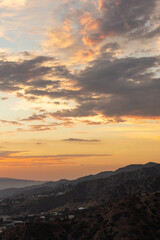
[0,164,159,215]
[0,162,158,200]
[114,162,158,174]
[72,162,159,183]
[1,192,160,240]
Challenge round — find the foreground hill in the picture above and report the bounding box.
[0,164,159,215]
[1,192,160,240]
[0,162,158,200]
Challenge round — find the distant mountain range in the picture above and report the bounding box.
[0,162,159,216]
[0,162,158,200]
[0,178,44,191]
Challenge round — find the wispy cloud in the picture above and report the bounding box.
[0,97,8,100]
[0,151,112,166]
[0,0,26,9]
[0,151,111,159]
[62,138,101,143]
[0,120,23,125]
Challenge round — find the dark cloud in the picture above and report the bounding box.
[100,42,120,53]
[76,56,160,117]
[0,55,76,109]
[27,79,60,88]
[52,54,160,119]
[0,56,54,92]
[62,138,101,142]
[52,65,72,79]
[78,56,159,94]
[52,101,97,118]
[85,0,160,45]
[25,89,83,101]
[0,51,160,123]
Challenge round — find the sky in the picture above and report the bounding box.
[0,0,160,180]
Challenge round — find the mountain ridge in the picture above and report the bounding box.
[0,164,159,215]
[0,162,158,200]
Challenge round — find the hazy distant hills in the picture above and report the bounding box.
[0,178,44,191]
[0,179,70,200]
[1,192,160,240]
[0,163,159,216]
[0,162,158,200]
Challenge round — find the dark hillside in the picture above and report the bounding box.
[1,192,160,240]
[0,165,159,215]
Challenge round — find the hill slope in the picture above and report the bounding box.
[1,192,160,240]
[0,164,159,215]
[0,162,158,200]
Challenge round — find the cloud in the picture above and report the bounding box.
[0,55,75,108]
[17,124,57,132]
[88,0,160,45]
[0,151,21,157]
[44,53,160,122]
[0,97,8,100]
[0,0,159,139]
[38,0,160,68]
[0,151,111,159]
[0,120,23,125]
[0,151,112,166]
[62,138,101,142]
[21,113,48,122]
[0,0,26,9]
[74,55,160,118]
[41,1,102,61]
[100,42,120,53]
[43,19,74,50]
[0,56,54,92]
[16,120,74,132]
[0,51,160,127]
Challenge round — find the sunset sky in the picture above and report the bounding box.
[0,0,160,180]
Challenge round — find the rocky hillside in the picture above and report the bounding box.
[1,192,160,240]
